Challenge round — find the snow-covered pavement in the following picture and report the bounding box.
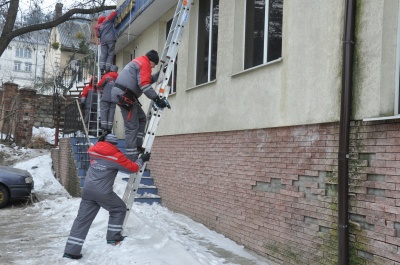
[0,148,274,265]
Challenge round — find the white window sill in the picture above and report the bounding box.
[229,57,283,78]
[363,115,400,121]
[186,79,217,91]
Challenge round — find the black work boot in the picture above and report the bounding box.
[63,253,82,259]
[107,236,127,246]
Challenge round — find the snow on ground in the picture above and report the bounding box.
[0,128,273,265]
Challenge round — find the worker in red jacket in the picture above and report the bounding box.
[97,65,119,134]
[80,76,98,134]
[110,50,169,161]
[63,134,151,260]
[96,11,117,75]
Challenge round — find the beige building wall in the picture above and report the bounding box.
[114,0,400,136]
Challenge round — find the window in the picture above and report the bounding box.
[15,47,32,58]
[196,0,219,85]
[25,49,32,59]
[244,0,283,70]
[166,19,178,94]
[25,63,32,72]
[16,47,23,57]
[14,61,21,71]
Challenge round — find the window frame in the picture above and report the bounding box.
[25,63,32,72]
[24,48,32,59]
[195,0,219,86]
[14,61,21,71]
[243,0,283,70]
[15,47,23,57]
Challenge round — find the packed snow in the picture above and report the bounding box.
[0,127,273,265]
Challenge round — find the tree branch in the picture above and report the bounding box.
[0,1,10,9]
[4,5,116,39]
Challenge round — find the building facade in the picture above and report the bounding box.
[110,0,400,264]
[0,31,48,89]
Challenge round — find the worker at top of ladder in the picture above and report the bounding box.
[110,50,169,162]
[96,10,117,76]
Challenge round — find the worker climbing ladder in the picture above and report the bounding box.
[122,0,194,228]
[85,45,102,137]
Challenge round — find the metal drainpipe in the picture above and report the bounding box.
[338,0,356,264]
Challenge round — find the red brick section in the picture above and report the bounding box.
[15,88,37,146]
[149,121,400,264]
[50,138,81,197]
[0,83,18,138]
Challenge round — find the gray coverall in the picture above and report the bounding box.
[98,11,117,72]
[98,72,118,130]
[110,56,159,161]
[64,140,143,256]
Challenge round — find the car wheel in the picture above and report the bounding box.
[0,185,10,209]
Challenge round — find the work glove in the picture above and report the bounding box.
[80,102,85,110]
[140,153,151,162]
[153,96,169,109]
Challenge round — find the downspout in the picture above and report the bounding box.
[338,0,356,264]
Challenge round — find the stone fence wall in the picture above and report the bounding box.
[0,82,55,146]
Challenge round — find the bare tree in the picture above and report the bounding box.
[0,0,116,57]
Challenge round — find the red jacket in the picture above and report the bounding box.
[133,55,152,90]
[81,77,97,104]
[84,141,140,194]
[97,72,118,88]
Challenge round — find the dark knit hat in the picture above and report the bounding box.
[105,134,118,145]
[146,50,159,65]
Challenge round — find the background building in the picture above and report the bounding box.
[0,31,49,89]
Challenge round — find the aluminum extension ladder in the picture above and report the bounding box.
[86,45,102,137]
[122,0,194,228]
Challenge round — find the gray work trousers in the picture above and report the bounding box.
[64,190,126,255]
[100,101,116,130]
[120,101,146,161]
[99,41,115,72]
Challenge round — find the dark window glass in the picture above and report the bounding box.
[244,0,283,70]
[267,0,283,61]
[196,0,219,85]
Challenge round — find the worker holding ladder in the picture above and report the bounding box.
[110,50,168,162]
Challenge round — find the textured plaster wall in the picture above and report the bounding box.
[135,0,345,136]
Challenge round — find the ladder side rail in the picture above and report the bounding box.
[160,0,184,61]
[122,171,136,202]
[142,87,171,148]
[122,85,171,206]
[96,44,102,137]
[165,4,191,60]
[122,87,171,229]
[122,163,146,226]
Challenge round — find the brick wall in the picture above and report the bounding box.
[0,83,55,146]
[15,89,37,146]
[51,138,81,197]
[149,121,400,265]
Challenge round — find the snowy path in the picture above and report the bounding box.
[0,152,274,265]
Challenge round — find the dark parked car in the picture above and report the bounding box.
[0,166,34,208]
